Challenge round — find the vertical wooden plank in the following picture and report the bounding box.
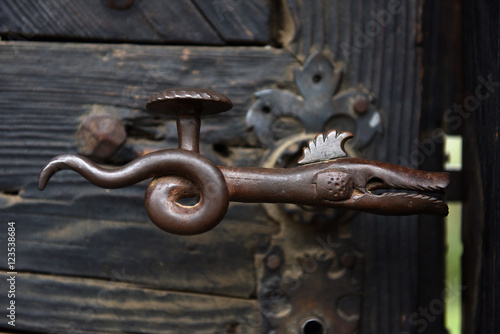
[419,0,463,333]
[280,1,440,333]
[462,0,500,333]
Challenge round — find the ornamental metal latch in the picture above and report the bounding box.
[39,88,449,235]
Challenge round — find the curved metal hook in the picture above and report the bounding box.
[39,149,229,235]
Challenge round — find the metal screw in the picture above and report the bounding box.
[266,254,281,270]
[353,98,369,115]
[76,113,127,159]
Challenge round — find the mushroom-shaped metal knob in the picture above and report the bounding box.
[146,88,232,153]
[141,88,233,234]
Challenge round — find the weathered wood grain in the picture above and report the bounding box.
[0,0,273,45]
[328,2,427,333]
[0,42,296,191]
[0,198,276,299]
[278,1,443,333]
[0,271,260,333]
[0,0,447,332]
[192,0,271,44]
[0,42,294,332]
[462,0,500,332]
[418,0,463,332]
[0,0,223,44]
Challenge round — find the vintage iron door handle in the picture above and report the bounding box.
[39,88,449,235]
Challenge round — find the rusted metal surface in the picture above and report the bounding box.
[245,50,385,226]
[76,113,127,159]
[246,51,383,152]
[258,236,364,333]
[39,88,449,236]
[353,97,369,115]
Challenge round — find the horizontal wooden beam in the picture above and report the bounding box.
[0,0,272,45]
[1,271,260,333]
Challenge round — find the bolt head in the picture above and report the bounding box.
[76,114,127,159]
[353,98,369,114]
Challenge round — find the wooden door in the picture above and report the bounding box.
[0,1,448,333]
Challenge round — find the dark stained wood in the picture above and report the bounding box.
[0,42,292,332]
[0,0,273,45]
[1,199,276,298]
[0,271,260,333]
[281,1,432,332]
[462,0,500,333]
[0,42,295,191]
[418,0,463,333]
[1,0,231,45]
[462,116,484,334]
[192,0,271,44]
[0,43,294,288]
[0,0,450,332]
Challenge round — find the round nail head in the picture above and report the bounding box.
[353,98,369,114]
[146,88,233,115]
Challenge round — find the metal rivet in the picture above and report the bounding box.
[353,98,369,114]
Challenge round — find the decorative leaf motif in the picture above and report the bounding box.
[298,130,353,165]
